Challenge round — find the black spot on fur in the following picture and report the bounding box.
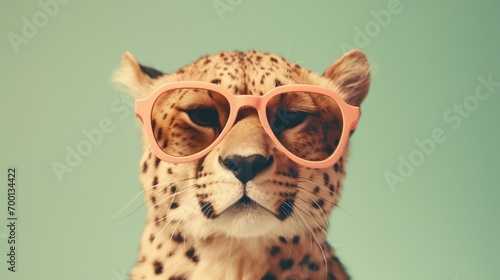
[274,79,282,87]
[312,199,325,209]
[261,272,277,280]
[142,161,148,173]
[185,248,199,263]
[292,235,300,244]
[279,236,287,244]
[288,167,298,178]
[139,64,164,79]
[200,201,216,219]
[172,233,184,243]
[299,254,310,266]
[270,246,281,256]
[152,176,158,187]
[155,157,161,167]
[279,258,294,270]
[308,261,319,271]
[169,276,187,280]
[211,78,221,84]
[276,199,295,220]
[270,57,278,63]
[171,202,179,209]
[153,261,163,274]
[328,272,337,280]
[323,173,330,185]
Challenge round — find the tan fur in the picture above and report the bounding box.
[114,50,370,280]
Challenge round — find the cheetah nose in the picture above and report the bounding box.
[219,155,274,184]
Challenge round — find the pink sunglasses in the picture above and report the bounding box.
[135,81,360,169]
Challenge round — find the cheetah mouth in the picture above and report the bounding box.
[227,194,275,217]
[236,194,252,204]
[230,194,259,211]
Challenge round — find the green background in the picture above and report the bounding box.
[1,0,499,279]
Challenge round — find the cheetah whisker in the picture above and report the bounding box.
[285,200,328,277]
[294,187,330,229]
[152,211,180,226]
[296,185,339,207]
[282,57,312,85]
[284,198,294,261]
[293,198,329,236]
[167,185,181,218]
[147,184,197,212]
[108,184,157,222]
[292,198,328,236]
[109,177,196,222]
[153,215,168,224]
[293,198,339,251]
[297,177,357,220]
[297,177,341,197]
[282,189,319,260]
[179,50,199,65]
[278,197,314,254]
[296,185,355,222]
[113,182,194,223]
[291,204,314,252]
[152,215,176,246]
[167,219,183,252]
[294,190,342,250]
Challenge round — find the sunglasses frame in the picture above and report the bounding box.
[135,81,360,169]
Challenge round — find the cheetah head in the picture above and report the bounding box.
[114,50,370,241]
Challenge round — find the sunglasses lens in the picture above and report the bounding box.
[151,88,230,157]
[266,91,344,161]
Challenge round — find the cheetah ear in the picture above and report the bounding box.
[323,50,371,107]
[112,52,165,98]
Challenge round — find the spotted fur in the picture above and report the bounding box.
[113,49,370,280]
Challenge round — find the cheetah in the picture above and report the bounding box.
[113,49,370,280]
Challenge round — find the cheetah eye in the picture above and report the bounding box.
[186,108,219,127]
[270,110,309,133]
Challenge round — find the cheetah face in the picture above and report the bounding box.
[114,50,370,239]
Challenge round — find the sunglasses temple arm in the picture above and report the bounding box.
[135,102,144,123]
[350,120,359,130]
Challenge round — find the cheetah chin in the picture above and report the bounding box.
[113,49,370,280]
